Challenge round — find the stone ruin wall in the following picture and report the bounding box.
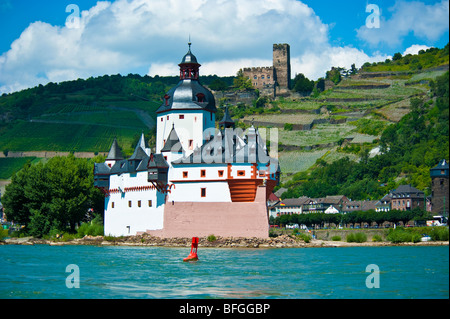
[242,66,274,90]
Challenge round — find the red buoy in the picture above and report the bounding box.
[183,237,199,262]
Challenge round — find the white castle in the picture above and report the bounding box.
[94,44,280,238]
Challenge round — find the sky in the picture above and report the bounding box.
[0,0,448,94]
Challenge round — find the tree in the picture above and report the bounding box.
[233,69,253,90]
[2,155,104,237]
[292,73,314,95]
[209,79,228,91]
[392,52,402,61]
[326,67,342,85]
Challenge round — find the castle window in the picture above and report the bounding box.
[218,170,224,177]
[201,170,206,177]
[183,171,188,178]
[201,188,206,197]
[161,117,163,122]
[111,202,115,209]
[237,170,245,176]
[267,75,270,79]
[138,200,141,208]
[164,94,170,106]
[128,201,132,208]
[261,75,265,79]
[196,93,205,103]
[148,200,152,207]
[179,114,184,119]
[167,115,169,120]
[189,139,194,150]
[254,75,257,79]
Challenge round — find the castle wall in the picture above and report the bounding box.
[104,171,166,236]
[242,67,274,90]
[146,185,270,238]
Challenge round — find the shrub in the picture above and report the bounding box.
[372,235,383,242]
[284,123,293,131]
[331,235,341,241]
[207,234,217,242]
[346,232,367,243]
[386,228,422,243]
[77,215,104,237]
[0,229,8,241]
[296,233,311,243]
[430,227,449,241]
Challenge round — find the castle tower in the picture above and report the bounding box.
[273,43,291,92]
[155,43,217,155]
[430,159,449,216]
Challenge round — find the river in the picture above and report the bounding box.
[0,245,448,299]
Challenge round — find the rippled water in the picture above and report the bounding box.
[0,245,448,299]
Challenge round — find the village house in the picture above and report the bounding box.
[390,184,425,211]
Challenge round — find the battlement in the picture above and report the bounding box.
[242,66,273,72]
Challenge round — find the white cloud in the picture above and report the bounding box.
[292,47,390,80]
[0,0,409,93]
[357,0,449,48]
[403,44,431,56]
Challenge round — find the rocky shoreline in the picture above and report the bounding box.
[1,233,449,248]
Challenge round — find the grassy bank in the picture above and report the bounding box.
[271,226,449,243]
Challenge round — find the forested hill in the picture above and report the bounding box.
[0,74,234,122]
[0,74,234,154]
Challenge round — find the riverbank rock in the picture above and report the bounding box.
[1,233,448,248]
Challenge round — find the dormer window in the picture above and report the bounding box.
[164,94,170,106]
[196,93,205,103]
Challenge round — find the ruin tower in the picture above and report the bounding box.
[273,43,291,92]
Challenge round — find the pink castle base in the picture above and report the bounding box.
[145,185,269,238]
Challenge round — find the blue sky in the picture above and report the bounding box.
[0,0,448,93]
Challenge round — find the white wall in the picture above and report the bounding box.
[104,171,166,236]
[156,110,215,155]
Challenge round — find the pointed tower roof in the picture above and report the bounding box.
[106,138,124,160]
[137,132,148,150]
[129,136,147,160]
[156,42,216,114]
[219,106,235,129]
[161,124,183,153]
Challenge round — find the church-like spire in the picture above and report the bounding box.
[219,106,235,129]
[179,41,200,80]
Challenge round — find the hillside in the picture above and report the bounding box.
[0,44,448,199]
[0,74,234,155]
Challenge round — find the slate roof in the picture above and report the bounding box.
[161,125,183,153]
[156,79,216,114]
[106,138,124,160]
[430,159,449,178]
[391,184,424,198]
[173,126,277,169]
[219,106,235,129]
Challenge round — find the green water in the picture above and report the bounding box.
[0,245,448,299]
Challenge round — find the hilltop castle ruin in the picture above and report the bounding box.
[242,43,291,97]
